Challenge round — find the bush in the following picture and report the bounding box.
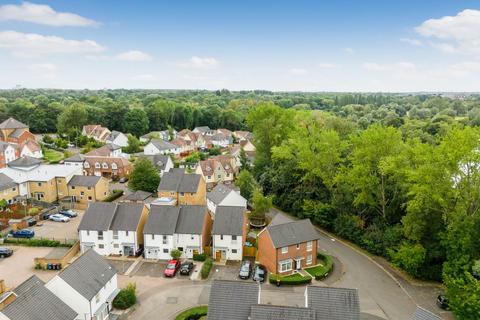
[27,208,40,215]
[473,260,480,278]
[268,273,312,285]
[113,283,136,310]
[4,238,72,247]
[201,258,213,279]
[389,242,426,277]
[193,253,207,261]
[305,253,334,280]
[171,249,182,260]
[175,305,208,320]
[103,190,124,202]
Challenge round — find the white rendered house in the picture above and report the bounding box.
[212,206,247,261]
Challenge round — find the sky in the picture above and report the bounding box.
[0,0,479,92]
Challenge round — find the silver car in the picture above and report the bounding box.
[49,214,70,223]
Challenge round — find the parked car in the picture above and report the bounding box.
[119,177,128,183]
[26,217,37,227]
[49,214,70,223]
[164,260,181,277]
[135,247,144,257]
[239,260,252,280]
[252,264,267,282]
[59,209,77,218]
[437,295,449,310]
[179,261,194,275]
[10,229,35,238]
[0,247,13,258]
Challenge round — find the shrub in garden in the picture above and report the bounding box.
[113,283,136,309]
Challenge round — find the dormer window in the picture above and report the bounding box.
[84,162,90,168]
[102,162,109,169]
[111,163,117,170]
[95,162,100,169]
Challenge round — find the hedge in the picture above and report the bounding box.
[200,258,213,279]
[193,253,206,261]
[268,273,312,285]
[113,283,136,310]
[3,238,73,247]
[175,305,208,320]
[305,253,334,280]
[103,189,124,202]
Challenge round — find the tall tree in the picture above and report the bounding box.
[129,158,160,193]
[123,108,149,137]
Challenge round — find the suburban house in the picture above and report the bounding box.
[86,144,122,158]
[233,130,254,141]
[138,154,174,176]
[193,126,215,136]
[106,130,128,147]
[78,202,149,256]
[82,124,111,142]
[207,183,247,215]
[143,205,212,260]
[0,142,17,169]
[45,249,119,320]
[82,156,131,179]
[140,130,177,143]
[231,140,256,167]
[196,155,238,189]
[65,175,109,209]
[170,137,195,154]
[0,118,35,145]
[63,154,86,168]
[157,168,206,205]
[144,139,180,155]
[0,157,82,203]
[0,275,78,320]
[19,139,42,159]
[257,219,320,275]
[0,173,19,204]
[212,206,248,261]
[207,280,361,320]
[210,132,231,148]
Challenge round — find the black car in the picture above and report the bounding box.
[0,247,13,258]
[26,217,37,227]
[179,261,194,275]
[239,260,252,280]
[252,264,267,282]
[59,209,78,218]
[437,295,449,310]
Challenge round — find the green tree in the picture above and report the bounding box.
[123,108,149,137]
[239,148,249,171]
[235,170,258,201]
[389,242,426,277]
[170,249,182,260]
[445,272,480,319]
[123,134,142,154]
[251,188,272,219]
[57,102,88,134]
[129,158,160,193]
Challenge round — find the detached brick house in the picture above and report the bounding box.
[257,219,320,275]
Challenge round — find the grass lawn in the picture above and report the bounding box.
[305,264,326,277]
[43,148,64,163]
[175,305,208,320]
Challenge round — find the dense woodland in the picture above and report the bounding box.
[1,89,480,318]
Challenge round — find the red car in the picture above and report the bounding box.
[164,259,181,277]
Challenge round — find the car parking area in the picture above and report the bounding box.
[134,260,167,277]
[209,261,242,281]
[32,209,84,241]
[107,258,135,275]
[0,246,58,288]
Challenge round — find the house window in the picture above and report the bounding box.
[111,163,117,170]
[191,235,194,240]
[80,191,84,196]
[87,187,91,190]
[86,230,90,236]
[98,244,104,249]
[207,176,211,179]
[98,231,104,240]
[163,248,169,253]
[102,163,109,169]
[178,247,183,252]
[279,259,293,272]
[296,244,300,250]
[88,196,92,201]
[125,231,129,237]
[170,192,175,196]
[113,231,118,240]
[306,254,313,265]
[180,192,184,196]
[162,235,167,244]
[281,246,288,254]
[220,235,223,240]
[217,175,221,179]
[232,249,237,254]
[71,186,75,190]
[114,244,119,248]
[151,234,155,240]
[306,241,313,252]
[37,182,42,187]
[95,162,100,169]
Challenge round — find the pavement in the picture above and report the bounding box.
[32,210,84,242]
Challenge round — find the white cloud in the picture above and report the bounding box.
[177,56,219,69]
[115,50,152,62]
[0,2,99,27]
[131,74,157,81]
[400,38,423,46]
[289,68,308,75]
[362,62,416,73]
[345,47,355,54]
[0,30,105,57]
[415,9,480,56]
[318,63,338,69]
[28,63,57,71]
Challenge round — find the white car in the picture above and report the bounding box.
[49,214,70,223]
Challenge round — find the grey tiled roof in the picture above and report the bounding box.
[139,154,170,171]
[9,128,25,138]
[68,175,102,187]
[0,141,12,152]
[0,117,27,129]
[125,190,152,201]
[250,305,316,320]
[158,168,202,193]
[143,205,180,235]
[110,203,145,231]
[193,126,211,133]
[2,275,78,320]
[78,202,117,231]
[58,249,116,301]
[207,280,259,320]
[212,206,245,236]
[411,307,441,320]
[267,219,320,248]
[0,172,16,191]
[176,205,207,235]
[306,286,360,320]
[64,153,86,162]
[7,156,42,168]
[150,139,178,151]
[207,183,234,205]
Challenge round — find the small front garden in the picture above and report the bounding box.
[43,148,65,164]
[269,272,312,285]
[113,283,137,310]
[175,305,208,320]
[304,253,334,280]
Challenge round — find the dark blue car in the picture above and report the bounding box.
[10,229,35,238]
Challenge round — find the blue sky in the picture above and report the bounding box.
[0,0,479,91]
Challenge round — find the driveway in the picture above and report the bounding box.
[32,210,84,242]
[0,246,58,288]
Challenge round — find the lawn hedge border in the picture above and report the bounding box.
[268,272,312,285]
[200,258,213,279]
[103,189,124,202]
[175,305,208,320]
[3,238,73,247]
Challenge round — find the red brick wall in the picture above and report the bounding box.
[257,229,277,273]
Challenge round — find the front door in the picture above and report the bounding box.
[123,246,134,256]
[35,193,43,201]
[221,250,226,261]
[215,250,222,262]
[295,258,302,270]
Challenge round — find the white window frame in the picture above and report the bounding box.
[306,241,313,252]
[306,254,313,265]
[281,246,288,254]
[279,259,292,273]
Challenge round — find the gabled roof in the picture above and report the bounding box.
[266,219,320,248]
[110,203,145,231]
[85,143,120,156]
[138,154,171,171]
[175,205,207,234]
[9,128,26,138]
[212,206,245,236]
[207,183,235,204]
[58,249,116,301]
[193,126,211,133]
[7,156,42,169]
[0,141,13,152]
[143,205,180,235]
[306,286,360,320]
[250,305,316,320]
[149,139,178,151]
[78,202,117,231]
[0,117,28,129]
[2,275,78,320]
[157,168,202,193]
[207,280,259,320]
[64,153,86,162]
[22,139,41,152]
[125,190,152,201]
[411,306,441,320]
[67,175,102,187]
[0,172,16,191]
[108,130,124,140]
